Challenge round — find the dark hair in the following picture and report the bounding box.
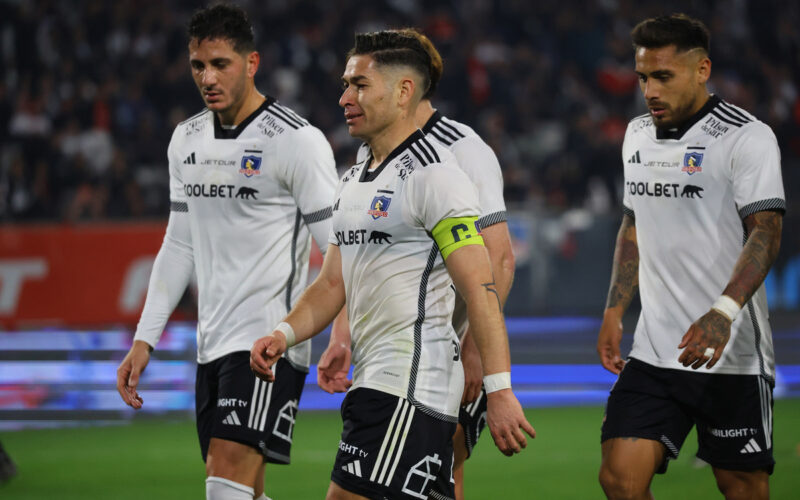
[187,3,255,53]
[347,31,432,96]
[631,13,710,54]
[392,28,443,99]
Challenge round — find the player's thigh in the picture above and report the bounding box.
[203,352,306,465]
[325,481,371,500]
[693,374,774,476]
[600,437,666,486]
[331,388,456,500]
[711,468,769,500]
[601,359,693,475]
[196,357,221,462]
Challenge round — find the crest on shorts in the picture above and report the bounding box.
[682,152,703,175]
[240,155,262,177]
[367,195,391,219]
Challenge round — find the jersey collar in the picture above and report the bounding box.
[656,94,719,140]
[213,96,274,139]
[421,110,443,135]
[360,129,426,182]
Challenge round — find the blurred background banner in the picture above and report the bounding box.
[0,0,798,428]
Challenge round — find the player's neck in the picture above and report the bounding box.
[414,100,435,128]
[216,86,265,127]
[367,115,419,165]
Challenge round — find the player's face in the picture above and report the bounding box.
[634,45,710,129]
[339,55,400,140]
[189,38,256,115]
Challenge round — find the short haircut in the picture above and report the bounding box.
[187,3,255,53]
[392,28,443,99]
[631,13,710,54]
[347,31,433,96]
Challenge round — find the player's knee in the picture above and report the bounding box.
[598,463,649,500]
[206,476,254,500]
[714,469,769,500]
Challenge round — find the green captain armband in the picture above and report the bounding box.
[432,216,484,260]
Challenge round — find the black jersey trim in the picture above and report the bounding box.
[656,95,720,140]
[437,118,466,139]
[710,109,747,128]
[741,226,769,381]
[267,102,308,129]
[409,142,433,165]
[170,201,189,213]
[284,209,302,312]
[714,104,749,126]
[719,101,754,122]
[623,206,636,219]
[420,137,440,163]
[478,211,507,229]
[428,128,455,147]
[359,130,426,183]
[406,243,461,423]
[303,206,333,225]
[421,110,443,135]
[738,198,786,219]
[179,108,211,125]
[213,98,273,139]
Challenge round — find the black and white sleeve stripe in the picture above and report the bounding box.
[170,201,188,213]
[738,198,786,219]
[302,206,333,225]
[478,211,507,229]
[623,206,635,219]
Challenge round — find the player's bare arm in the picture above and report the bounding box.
[317,308,353,394]
[679,210,782,369]
[459,221,515,404]
[250,244,346,381]
[597,214,638,374]
[444,243,535,456]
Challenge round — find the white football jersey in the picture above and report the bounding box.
[622,95,785,379]
[358,112,508,337]
[331,130,482,421]
[135,97,337,368]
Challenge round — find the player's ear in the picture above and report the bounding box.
[246,51,260,78]
[396,76,416,107]
[695,54,711,85]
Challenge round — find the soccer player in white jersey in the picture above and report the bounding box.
[597,14,784,500]
[316,28,514,500]
[115,5,343,500]
[251,30,534,500]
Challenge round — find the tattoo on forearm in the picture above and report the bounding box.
[482,281,501,311]
[606,216,639,310]
[724,211,782,306]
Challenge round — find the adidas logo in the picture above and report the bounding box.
[740,438,762,454]
[183,152,196,164]
[627,151,641,164]
[342,459,362,477]
[222,411,241,426]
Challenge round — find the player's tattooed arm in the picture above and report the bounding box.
[722,210,782,306]
[481,280,501,311]
[605,214,639,312]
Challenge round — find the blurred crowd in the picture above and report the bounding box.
[1,0,798,222]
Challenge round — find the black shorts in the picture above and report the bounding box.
[458,387,488,459]
[196,352,307,464]
[331,388,456,500]
[601,358,774,474]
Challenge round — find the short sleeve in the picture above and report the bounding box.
[621,124,635,218]
[167,126,189,213]
[731,122,786,219]
[405,157,481,232]
[450,136,507,227]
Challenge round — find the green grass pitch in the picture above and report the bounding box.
[2,400,799,499]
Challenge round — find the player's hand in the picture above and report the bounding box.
[597,314,626,374]
[486,389,536,456]
[460,332,483,405]
[250,332,287,382]
[678,309,732,370]
[116,340,152,410]
[317,342,352,394]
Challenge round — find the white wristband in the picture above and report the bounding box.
[483,372,512,394]
[273,321,296,347]
[712,295,741,321]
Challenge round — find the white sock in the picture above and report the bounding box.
[206,476,254,500]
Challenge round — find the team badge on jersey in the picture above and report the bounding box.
[240,155,262,177]
[367,195,391,219]
[682,152,704,175]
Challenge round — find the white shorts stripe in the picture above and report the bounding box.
[258,381,274,432]
[248,378,261,428]
[377,400,410,485]
[759,378,772,449]
[250,378,268,429]
[370,399,404,482]
[384,404,415,486]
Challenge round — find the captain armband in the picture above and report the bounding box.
[432,216,484,260]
